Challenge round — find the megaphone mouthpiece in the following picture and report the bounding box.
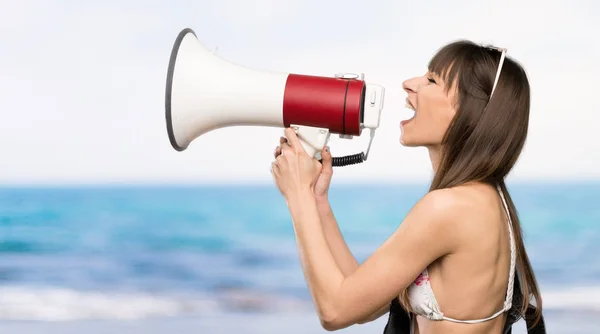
[165,28,385,166]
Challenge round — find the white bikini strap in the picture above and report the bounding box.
[497,184,517,311]
[443,307,508,324]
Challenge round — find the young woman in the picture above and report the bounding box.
[271,40,545,334]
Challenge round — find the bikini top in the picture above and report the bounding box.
[407,184,517,323]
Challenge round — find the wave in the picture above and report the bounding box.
[541,286,600,311]
[0,285,598,321]
[0,286,312,321]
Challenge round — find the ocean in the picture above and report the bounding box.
[0,182,598,333]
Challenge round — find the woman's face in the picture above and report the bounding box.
[400,72,458,148]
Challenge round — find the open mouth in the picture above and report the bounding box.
[401,99,416,126]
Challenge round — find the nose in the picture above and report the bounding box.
[402,77,420,94]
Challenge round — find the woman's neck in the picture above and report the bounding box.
[427,145,442,173]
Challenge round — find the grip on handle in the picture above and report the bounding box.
[288,125,330,160]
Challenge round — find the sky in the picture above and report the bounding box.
[0,0,598,184]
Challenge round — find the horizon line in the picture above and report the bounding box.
[0,179,599,188]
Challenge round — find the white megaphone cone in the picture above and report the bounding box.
[165,28,385,166]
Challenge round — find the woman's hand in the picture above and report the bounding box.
[271,128,323,200]
[274,134,334,202]
[313,146,333,201]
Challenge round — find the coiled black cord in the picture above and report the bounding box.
[332,152,366,167]
[319,152,366,167]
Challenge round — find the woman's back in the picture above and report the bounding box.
[411,183,514,334]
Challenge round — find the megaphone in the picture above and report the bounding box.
[165,28,385,167]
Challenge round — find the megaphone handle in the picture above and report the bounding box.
[289,125,330,160]
[300,140,320,159]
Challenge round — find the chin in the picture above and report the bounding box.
[400,136,420,147]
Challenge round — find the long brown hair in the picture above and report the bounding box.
[398,40,543,327]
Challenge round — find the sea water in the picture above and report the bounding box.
[0,182,598,332]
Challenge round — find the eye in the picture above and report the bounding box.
[427,77,437,84]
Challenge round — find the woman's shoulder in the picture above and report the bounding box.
[417,183,499,233]
[393,183,499,262]
[419,183,484,213]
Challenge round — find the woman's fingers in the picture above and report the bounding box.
[274,136,290,158]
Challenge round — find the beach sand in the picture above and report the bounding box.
[0,310,597,334]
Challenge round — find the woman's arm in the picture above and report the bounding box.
[315,198,359,275]
[286,187,463,331]
[315,197,390,323]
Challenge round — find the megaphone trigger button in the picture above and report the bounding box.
[370,91,376,106]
